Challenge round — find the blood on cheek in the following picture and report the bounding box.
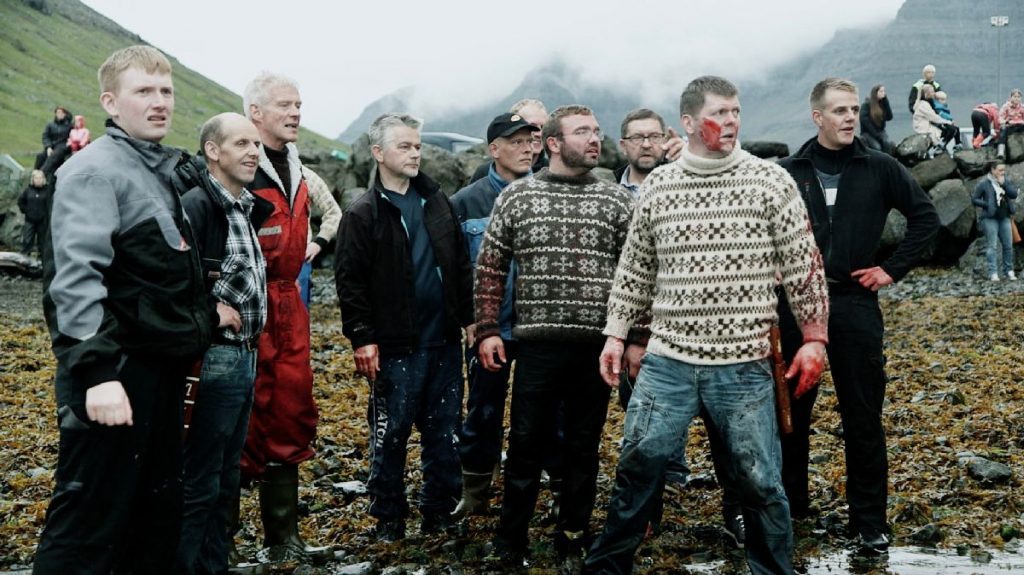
[700,118,724,151]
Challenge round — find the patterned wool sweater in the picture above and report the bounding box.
[604,146,829,365]
[475,168,635,343]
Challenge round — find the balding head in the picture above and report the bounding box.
[200,112,261,195]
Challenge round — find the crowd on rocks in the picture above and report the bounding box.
[22,43,1024,575]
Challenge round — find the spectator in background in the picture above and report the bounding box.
[17,169,48,256]
[860,85,894,154]
[933,91,953,122]
[470,99,550,182]
[972,160,1018,282]
[913,84,959,155]
[67,115,91,153]
[35,106,73,175]
[971,102,1001,148]
[907,64,940,113]
[998,88,1024,159]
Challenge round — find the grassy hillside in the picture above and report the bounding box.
[0,0,341,169]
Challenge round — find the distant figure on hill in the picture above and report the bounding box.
[971,102,1000,148]
[17,169,48,256]
[67,115,91,152]
[933,91,954,122]
[860,84,894,154]
[997,88,1024,159]
[35,105,73,174]
[907,64,940,113]
[912,84,959,156]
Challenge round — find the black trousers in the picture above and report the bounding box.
[497,340,610,552]
[972,110,992,139]
[33,356,187,575]
[778,286,888,536]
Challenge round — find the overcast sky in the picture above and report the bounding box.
[81,0,904,138]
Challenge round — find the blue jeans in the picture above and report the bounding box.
[980,217,1014,276]
[367,343,463,520]
[585,353,793,575]
[298,260,312,309]
[177,344,256,575]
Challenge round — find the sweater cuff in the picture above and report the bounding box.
[602,318,631,341]
[800,323,829,346]
[314,236,329,250]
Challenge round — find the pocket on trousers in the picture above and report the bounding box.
[625,389,656,444]
[202,346,243,377]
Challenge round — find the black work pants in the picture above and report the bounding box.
[778,286,888,536]
[33,356,187,575]
[496,340,610,552]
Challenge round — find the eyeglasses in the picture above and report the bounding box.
[560,127,603,140]
[623,133,666,145]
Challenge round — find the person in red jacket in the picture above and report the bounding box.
[971,102,1001,148]
[68,115,91,152]
[236,71,331,564]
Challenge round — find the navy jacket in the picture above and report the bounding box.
[973,177,1019,219]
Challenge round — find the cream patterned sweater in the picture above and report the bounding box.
[604,146,829,365]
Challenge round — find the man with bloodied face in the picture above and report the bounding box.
[776,78,937,556]
[584,76,830,575]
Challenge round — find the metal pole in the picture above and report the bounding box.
[992,16,1009,102]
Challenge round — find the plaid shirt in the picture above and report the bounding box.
[208,174,267,341]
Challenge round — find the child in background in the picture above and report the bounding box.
[67,115,90,152]
[934,92,954,122]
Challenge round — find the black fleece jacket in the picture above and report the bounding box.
[778,137,939,285]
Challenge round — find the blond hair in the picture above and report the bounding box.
[810,78,858,110]
[98,45,172,94]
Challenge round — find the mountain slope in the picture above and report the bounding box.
[0,0,339,169]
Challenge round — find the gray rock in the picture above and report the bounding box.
[598,136,626,170]
[1007,162,1024,188]
[930,179,974,239]
[910,523,943,544]
[333,562,374,575]
[911,155,958,190]
[879,210,907,249]
[954,147,998,178]
[1007,131,1024,164]
[339,187,367,212]
[332,480,368,497]
[742,141,790,159]
[348,133,374,189]
[965,456,1013,483]
[896,134,931,166]
[421,144,467,197]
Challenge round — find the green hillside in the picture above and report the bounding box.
[0,0,341,169]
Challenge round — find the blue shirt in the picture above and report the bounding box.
[382,186,446,347]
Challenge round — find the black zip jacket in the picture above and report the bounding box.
[42,115,73,149]
[778,137,939,284]
[19,184,49,223]
[181,170,275,292]
[334,171,473,353]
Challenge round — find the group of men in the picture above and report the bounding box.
[35,46,337,575]
[32,43,940,575]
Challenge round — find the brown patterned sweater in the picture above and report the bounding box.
[604,146,829,365]
[474,168,639,344]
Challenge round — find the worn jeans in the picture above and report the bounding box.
[367,343,463,520]
[497,341,610,553]
[585,353,793,575]
[980,217,1014,276]
[177,344,256,575]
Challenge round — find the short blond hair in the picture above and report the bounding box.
[810,77,858,110]
[98,45,172,94]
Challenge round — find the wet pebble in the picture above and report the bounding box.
[332,561,374,575]
[964,457,1013,483]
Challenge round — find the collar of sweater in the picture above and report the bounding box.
[678,145,750,175]
[534,167,601,186]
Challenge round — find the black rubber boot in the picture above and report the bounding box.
[256,464,333,564]
[451,470,494,520]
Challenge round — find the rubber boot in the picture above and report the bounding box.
[451,470,493,520]
[227,488,270,575]
[256,464,333,564]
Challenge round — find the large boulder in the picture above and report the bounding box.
[1009,161,1024,185]
[1007,131,1024,164]
[598,136,626,170]
[930,179,974,240]
[420,144,467,196]
[911,155,958,190]
[338,187,367,212]
[742,141,790,159]
[348,133,374,189]
[879,210,907,250]
[0,154,26,250]
[896,134,931,166]
[954,147,999,178]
